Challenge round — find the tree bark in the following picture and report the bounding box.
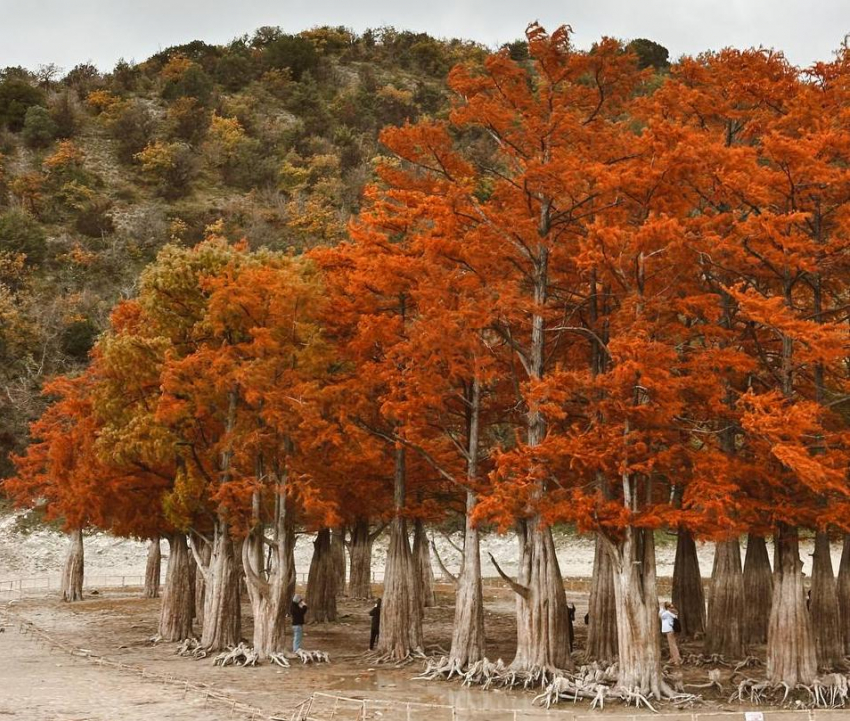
[158,534,194,640]
[144,535,161,599]
[193,536,210,628]
[331,527,346,596]
[448,377,485,668]
[449,490,485,667]
[507,519,572,673]
[503,250,572,673]
[306,528,338,622]
[242,467,297,658]
[376,445,423,659]
[586,533,618,662]
[810,531,844,669]
[243,537,289,657]
[766,524,817,686]
[743,533,772,646]
[192,386,242,651]
[187,544,196,622]
[348,517,374,599]
[412,518,436,609]
[838,534,850,655]
[193,521,241,651]
[61,528,84,602]
[705,538,745,658]
[671,528,705,639]
[608,527,671,697]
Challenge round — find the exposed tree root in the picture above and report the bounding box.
[733,656,763,673]
[682,653,732,667]
[175,637,207,659]
[364,647,427,668]
[685,669,723,693]
[269,652,291,668]
[729,674,850,708]
[210,644,329,667]
[416,656,697,710]
[213,643,260,667]
[294,649,331,664]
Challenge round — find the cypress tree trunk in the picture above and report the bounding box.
[705,538,745,658]
[193,388,241,651]
[193,520,241,651]
[61,528,84,603]
[810,531,844,669]
[671,528,705,638]
[158,534,194,640]
[348,518,373,599]
[449,490,486,667]
[502,271,572,674]
[306,528,338,622]
[242,483,296,658]
[838,534,850,655]
[144,535,161,599]
[448,378,485,668]
[506,519,572,673]
[331,527,346,596]
[413,518,436,609]
[743,534,772,645]
[376,445,423,659]
[193,537,211,628]
[609,527,672,698]
[766,524,817,685]
[187,542,196,622]
[587,533,618,662]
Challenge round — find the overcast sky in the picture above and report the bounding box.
[1,0,848,73]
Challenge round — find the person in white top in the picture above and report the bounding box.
[659,601,682,665]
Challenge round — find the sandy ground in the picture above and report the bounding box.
[0,513,846,718]
[0,615,236,720]
[0,584,752,721]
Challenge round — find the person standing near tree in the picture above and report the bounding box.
[660,601,682,665]
[369,598,382,650]
[291,594,308,651]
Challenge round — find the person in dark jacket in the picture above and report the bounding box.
[291,594,308,651]
[567,602,576,651]
[369,598,382,650]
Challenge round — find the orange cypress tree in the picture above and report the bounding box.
[649,47,850,683]
[6,366,171,603]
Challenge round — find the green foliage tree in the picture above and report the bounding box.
[0,79,46,132]
[62,63,101,98]
[109,100,156,163]
[60,317,99,361]
[213,51,255,91]
[22,106,58,148]
[110,59,140,93]
[161,61,214,104]
[263,35,319,81]
[0,209,47,265]
[49,92,80,139]
[627,38,670,70]
[501,39,529,61]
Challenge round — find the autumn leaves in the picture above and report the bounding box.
[5,23,850,695]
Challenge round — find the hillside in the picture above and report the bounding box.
[0,26,671,481]
[0,26,505,477]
